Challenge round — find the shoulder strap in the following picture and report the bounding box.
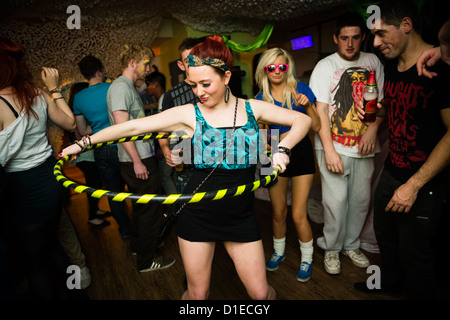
[0,96,19,118]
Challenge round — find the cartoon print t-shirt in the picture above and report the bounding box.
[309,52,384,158]
[383,59,450,183]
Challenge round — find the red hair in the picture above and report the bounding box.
[189,35,233,72]
[0,37,39,118]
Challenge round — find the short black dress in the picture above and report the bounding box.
[176,101,262,242]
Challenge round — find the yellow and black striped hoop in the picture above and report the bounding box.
[53,133,280,204]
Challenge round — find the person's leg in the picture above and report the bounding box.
[315,151,348,251]
[75,161,103,223]
[16,218,70,299]
[266,177,289,270]
[373,170,403,292]
[95,146,130,238]
[315,150,349,274]
[58,208,91,290]
[121,157,164,270]
[224,240,276,300]
[178,237,215,300]
[397,182,448,299]
[290,174,314,281]
[344,157,374,251]
[58,208,86,268]
[290,174,314,244]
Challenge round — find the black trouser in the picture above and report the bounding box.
[75,161,103,221]
[374,169,449,299]
[120,157,163,270]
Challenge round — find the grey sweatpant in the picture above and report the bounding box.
[315,150,374,252]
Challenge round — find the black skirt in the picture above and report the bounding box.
[5,156,68,226]
[176,166,261,242]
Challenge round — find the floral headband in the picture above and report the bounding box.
[187,54,229,72]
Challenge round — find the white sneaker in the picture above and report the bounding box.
[324,251,340,274]
[80,266,91,290]
[342,249,370,268]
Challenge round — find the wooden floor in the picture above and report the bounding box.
[60,163,406,302]
[8,161,448,306]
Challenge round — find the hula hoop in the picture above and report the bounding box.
[54,133,280,204]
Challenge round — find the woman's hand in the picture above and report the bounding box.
[292,90,311,108]
[41,67,60,91]
[271,152,290,173]
[59,143,83,159]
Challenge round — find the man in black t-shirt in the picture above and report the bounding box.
[354,0,450,299]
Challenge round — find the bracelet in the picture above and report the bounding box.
[74,140,85,151]
[53,96,65,101]
[81,135,92,150]
[49,87,61,94]
[276,146,291,157]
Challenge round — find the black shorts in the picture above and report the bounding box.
[280,135,315,178]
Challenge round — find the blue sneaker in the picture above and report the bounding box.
[266,253,286,271]
[296,261,312,282]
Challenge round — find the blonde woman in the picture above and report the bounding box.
[255,48,320,282]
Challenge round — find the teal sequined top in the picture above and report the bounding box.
[192,100,262,170]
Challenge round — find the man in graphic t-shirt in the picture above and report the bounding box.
[309,12,385,275]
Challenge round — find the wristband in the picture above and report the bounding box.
[49,87,61,94]
[277,146,291,157]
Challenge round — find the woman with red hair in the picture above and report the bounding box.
[61,35,312,300]
[0,37,76,299]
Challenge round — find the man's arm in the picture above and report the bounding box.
[75,114,92,137]
[358,116,384,156]
[386,108,450,213]
[316,101,344,174]
[417,19,450,78]
[113,110,149,180]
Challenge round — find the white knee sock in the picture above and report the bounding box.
[299,239,313,264]
[273,237,286,256]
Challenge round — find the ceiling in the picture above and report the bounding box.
[1,0,354,35]
[0,0,354,85]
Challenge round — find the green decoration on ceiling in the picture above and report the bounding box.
[222,21,275,52]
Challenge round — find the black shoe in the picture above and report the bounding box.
[353,281,401,297]
[93,211,112,219]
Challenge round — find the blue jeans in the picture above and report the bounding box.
[94,145,130,238]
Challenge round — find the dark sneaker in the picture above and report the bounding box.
[139,257,176,272]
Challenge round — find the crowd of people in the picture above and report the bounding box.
[0,0,449,301]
